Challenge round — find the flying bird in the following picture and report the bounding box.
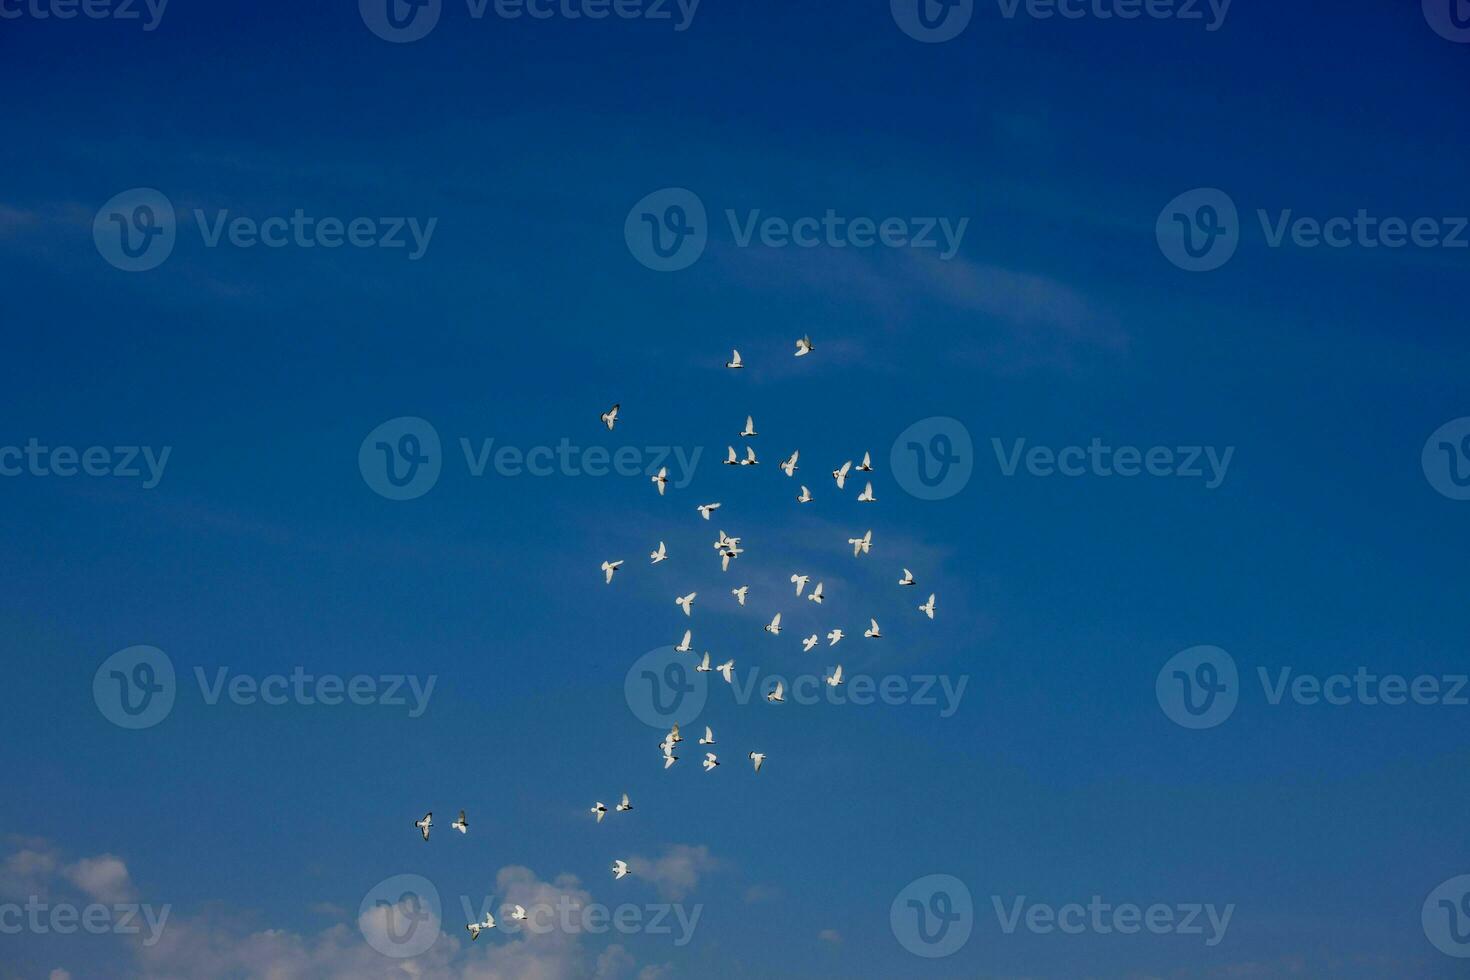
[668,723,683,744]
[510,905,528,921]
[808,581,824,604]
[864,618,881,639]
[675,629,693,653]
[703,752,720,771]
[726,349,743,369]
[919,593,936,619]
[795,335,814,357]
[749,751,766,773]
[797,485,813,503]
[827,628,844,646]
[741,446,759,466]
[802,634,819,652]
[826,665,844,687]
[899,568,915,586]
[857,481,875,503]
[612,860,630,879]
[600,404,619,431]
[675,592,697,616]
[764,612,782,635]
[780,451,799,477]
[717,659,735,683]
[791,573,809,596]
[602,560,623,584]
[724,446,740,466]
[696,652,712,672]
[697,502,721,520]
[766,681,785,703]
[833,460,851,489]
[415,812,432,841]
[467,912,496,939]
[857,452,873,472]
[740,415,757,437]
[451,810,468,834]
[731,585,748,605]
[617,793,633,813]
[651,467,668,495]
[849,530,872,556]
[591,801,607,823]
[650,541,668,564]
[699,725,716,745]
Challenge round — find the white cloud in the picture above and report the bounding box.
[63,854,136,903]
[626,844,720,901]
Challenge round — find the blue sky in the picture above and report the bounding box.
[2,1,1469,978]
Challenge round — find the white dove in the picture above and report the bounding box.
[612,860,630,879]
[696,652,712,672]
[826,665,844,687]
[856,451,872,472]
[724,446,740,466]
[864,618,881,638]
[699,725,716,745]
[602,560,623,584]
[675,592,697,616]
[717,659,735,683]
[749,751,765,773]
[726,349,743,369]
[766,681,785,703]
[740,415,757,437]
[703,752,720,771]
[651,467,668,495]
[467,911,496,939]
[650,541,667,564]
[802,634,818,652]
[848,530,872,556]
[617,793,633,813]
[833,460,851,489]
[899,568,915,586]
[510,905,528,921]
[791,573,809,596]
[797,485,813,503]
[731,585,748,605]
[451,810,467,834]
[414,812,432,841]
[764,612,782,635]
[741,445,758,466]
[697,502,721,520]
[600,404,619,430]
[808,582,824,604]
[919,593,936,619]
[794,335,813,357]
[591,801,607,823]
[827,628,844,646]
[857,481,875,502]
[780,451,799,477]
[675,629,693,653]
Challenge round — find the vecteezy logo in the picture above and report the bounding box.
[624,188,708,272]
[359,417,442,500]
[890,417,973,500]
[360,0,441,42]
[1422,417,1470,501]
[1156,188,1240,272]
[1424,0,1470,42]
[624,645,707,729]
[1156,645,1239,729]
[93,645,176,730]
[1423,874,1470,957]
[93,189,176,272]
[891,0,973,42]
[360,873,441,958]
[890,874,973,957]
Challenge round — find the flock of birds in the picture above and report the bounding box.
[414,337,938,942]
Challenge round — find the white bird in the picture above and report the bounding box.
[668,723,683,743]
[467,911,496,939]
[794,335,813,357]
[697,502,721,520]
[617,792,633,813]
[919,593,936,619]
[699,725,716,745]
[602,560,623,584]
[651,467,668,495]
[780,451,799,477]
[797,485,813,503]
[864,618,881,638]
[696,651,712,672]
[591,801,607,823]
[857,481,875,503]
[703,752,720,771]
[766,681,785,703]
[717,659,735,683]
[802,634,818,652]
[650,541,668,564]
[826,664,844,687]
[749,751,765,773]
[899,568,915,586]
[827,628,844,646]
[663,751,678,769]
[451,809,468,834]
[612,860,630,879]
[675,629,693,653]
[732,585,748,605]
[857,451,873,472]
[724,446,740,466]
[600,404,619,431]
[713,530,740,550]
[791,573,809,596]
[740,415,757,437]
[741,445,758,466]
[414,812,432,841]
[726,349,743,369]
[675,592,697,616]
[808,581,824,604]
[510,905,528,921]
[833,460,851,489]
[849,530,872,556]
[720,548,740,572]
[764,612,782,635]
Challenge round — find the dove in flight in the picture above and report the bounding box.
[651,467,668,495]
[696,651,712,672]
[591,801,607,823]
[467,911,496,939]
[741,446,758,466]
[699,725,716,745]
[617,793,632,813]
[827,628,844,646]
[848,530,872,556]
[780,451,799,477]
[613,860,630,879]
[675,629,693,653]
[717,659,735,683]
[451,810,467,834]
[764,612,782,635]
[697,502,721,520]
[802,634,818,652]
[833,460,851,489]
[731,585,748,605]
[510,905,528,921]
[808,581,824,604]
[414,812,432,841]
[650,541,668,564]
[675,592,697,616]
[724,446,740,466]
[766,681,785,703]
[826,664,844,687]
[864,618,881,638]
[794,335,813,357]
[726,349,743,369]
[857,452,872,472]
[600,404,619,431]
[703,752,720,771]
[602,560,623,583]
[797,485,813,503]
[749,751,766,773]
[740,415,757,437]
[857,481,875,503]
[791,573,809,596]
[920,593,936,619]
[899,568,915,586]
